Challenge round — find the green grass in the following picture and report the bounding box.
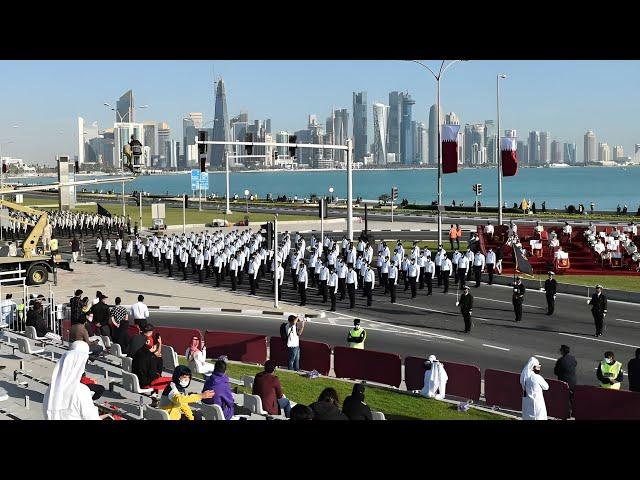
[180,358,505,420]
[528,274,640,293]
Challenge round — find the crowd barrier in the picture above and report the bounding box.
[404,356,481,401]
[204,331,267,364]
[485,369,571,419]
[155,326,202,353]
[573,385,640,420]
[333,347,402,387]
[127,324,140,340]
[62,319,71,342]
[268,337,331,375]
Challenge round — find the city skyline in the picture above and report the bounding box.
[0,60,639,165]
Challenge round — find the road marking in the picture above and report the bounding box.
[327,317,336,325]
[615,318,640,324]
[473,296,545,310]
[482,344,510,351]
[557,332,640,349]
[535,355,557,361]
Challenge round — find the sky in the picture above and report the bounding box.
[0,60,638,165]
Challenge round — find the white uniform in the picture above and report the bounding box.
[520,357,549,421]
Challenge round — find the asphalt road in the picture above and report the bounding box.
[59,233,640,388]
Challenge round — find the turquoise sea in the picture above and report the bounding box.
[13,166,640,211]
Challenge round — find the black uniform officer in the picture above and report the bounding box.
[589,284,608,337]
[512,277,526,322]
[544,271,557,315]
[459,285,473,333]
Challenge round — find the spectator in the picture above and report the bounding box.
[597,351,623,390]
[284,314,306,371]
[92,291,102,306]
[26,301,52,338]
[69,314,104,356]
[342,383,373,420]
[309,387,348,420]
[130,294,150,328]
[132,334,171,404]
[43,341,111,420]
[185,336,215,375]
[420,355,448,400]
[90,294,111,338]
[70,236,80,263]
[553,345,577,392]
[520,357,548,420]
[69,289,83,325]
[289,404,314,421]
[128,323,154,357]
[201,359,236,420]
[0,294,16,327]
[159,365,214,420]
[252,359,292,417]
[627,348,640,393]
[109,297,129,349]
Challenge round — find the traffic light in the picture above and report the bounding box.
[288,135,297,158]
[245,133,254,155]
[272,150,279,161]
[1,161,7,174]
[260,222,274,250]
[184,194,189,208]
[477,184,483,195]
[472,184,477,194]
[391,186,398,201]
[74,161,80,174]
[200,157,206,173]
[198,131,208,155]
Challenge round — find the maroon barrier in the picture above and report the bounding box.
[204,331,267,364]
[333,347,401,387]
[404,356,481,401]
[269,337,331,375]
[573,385,640,420]
[485,369,571,419]
[127,324,140,340]
[155,326,202,353]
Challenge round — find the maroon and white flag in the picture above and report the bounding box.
[441,124,461,174]
[501,136,518,177]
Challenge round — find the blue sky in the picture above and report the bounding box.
[0,60,638,164]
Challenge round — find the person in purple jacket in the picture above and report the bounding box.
[202,359,235,420]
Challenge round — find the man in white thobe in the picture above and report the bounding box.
[520,357,549,420]
[420,355,448,400]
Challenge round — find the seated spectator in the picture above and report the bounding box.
[26,300,60,341]
[548,231,559,248]
[80,373,105,401]
[43,341,112,420]
[484,222,494,240]
[128,323,155,357]
[342,383,373,420]
[132,335,172,403]
[159,365,214,420]
[562,222,572,238]
[554,246,565,260]
[289,404,314,421]
[185,336,215,375]
[252,359,292,417]
[594,240,606,256]
[69,314,104,357]
[202,359,236,420]
[420,355,448,400]
[534,221,544,237]
[309,387,348,420]
[468,233,480,252]
[109,297,129,349]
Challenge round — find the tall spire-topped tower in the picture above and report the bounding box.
[212,78,230,167]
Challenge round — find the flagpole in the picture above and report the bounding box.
[497,73,507,226]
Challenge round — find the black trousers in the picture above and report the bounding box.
[419,267,425,289]
[389,281,397,303]
[404,272,409,291]
[463,312,472,332]
[205,265,211,278]
[126,253,132,268]
[458,268,466,290]
[425,273,433,295]
[382,273,389,293]
[154,257,160,274]
[339,278,346,300]
[409,276,417,298]
[593,311,604,335]
[435,266,441,286]
[364,281,373,306]
[106,252,111,265]
[168,263,173,277]
[546,292,555,314]
[453,266,458,284]
[183,263,188,280]
[96,249,102,262]
[215,271,221,287]
[291,269,297,288]
[329,289,336,311]
[347,283,356,308]
[486,264,494,284]
[250,276,257,295]
[198,268,204,283]
[513,299,523,322]
[299,283,307,305]
[231,273,237,291]
[474,266,482,287]
[442,272,450,293]
[115,252,121,266]
[320,280,328,302]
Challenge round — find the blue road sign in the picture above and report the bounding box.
[199,172,209,190]
[191,169,200,190]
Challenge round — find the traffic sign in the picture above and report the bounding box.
[191,169,200,190]
[199,172,209,190]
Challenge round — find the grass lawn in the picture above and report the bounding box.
[529,274,640,292]
[180,358,505,420]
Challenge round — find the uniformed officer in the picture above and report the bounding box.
[125,238,133,268]
[485,248,496,285]
[441,254,452,293]
[229,253,239,291]
[388,260,398,303]
[363,264,375,307]
[473,250,485,288]
[589,284,608,337]
[457,252,469,290]
[273,261,284,301]
[96,236,103,262]
[196,248,205,283]
[318,262,329,303]
[346,264,358,309]
[424,255,434,296]
[512,277,526,322]
[180,246,189,280]
[115,237,122,266]
[166,244,174,277]
[459,285,473,333]
[544,271,557,315]
[297,261,308,306]
[327,266,338,312]
[347,318,366,349]
[407,257,418,298]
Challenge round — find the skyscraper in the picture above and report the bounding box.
[334,108,349,162]
[372,102,389,166]
[563,142,576,165]
[470,124,486,165]
[528,131,540,165]
[276,131,289,158]
[212,79,230,168]
[517,140,528,164]
[598,143,610,163]
[484,120,496,164]
[157,122,171,166]
[445,112,460,124]
[428,105,442,166]
[143,121,157,157]
[539,132,550,164]
[116,90,134,123]
[388,92,403,162]
[584,130,597,164]
[353,92,368,163]
[400,93,415,164]
[413,121,428,164]
[612,145,624,162]
[635,145,640,164]
[550,140,562,164]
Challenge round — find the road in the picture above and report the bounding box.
[59,234,640,388]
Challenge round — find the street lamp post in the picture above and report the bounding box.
[497,73,507,226]
[410,60,465,246]
[244,189,250,215]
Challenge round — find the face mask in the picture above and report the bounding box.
[605,358,613,364]
[179,379,190,388]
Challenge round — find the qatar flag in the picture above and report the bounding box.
[441,124,461,174]
[501,136,518,177]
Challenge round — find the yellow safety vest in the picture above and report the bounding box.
[348,327,366,349]
[600,360,622,389]
[50,239,59,250]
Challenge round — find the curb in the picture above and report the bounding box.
[139,305,326,319]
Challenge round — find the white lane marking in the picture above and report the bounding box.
[395,301,495,322]
[473,296,545,310]
[482,344,510,351]
[535,355,557,361]
[490,283,640,307]
[615,318,640,324]
[328,317,336,325]
[557,332,640,349]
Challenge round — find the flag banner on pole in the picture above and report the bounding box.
[513,244,533,274]
[501,136,518,177]
[97,203,112,218]
[441,124,461,174]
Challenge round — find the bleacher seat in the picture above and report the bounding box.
[243,393,268,415]
[197,403,226,420]
[143,406,170,420]
[25,326,48,342]
[121,356,133,373]
[16,336,45,356]
[121,371,154,395]
[372,411,386,421]
[101,336,112,349]
[242,375,254,390]
[161,345,179,371]
[110,343,128,359]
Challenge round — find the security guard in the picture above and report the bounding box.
[597,351,623,389]
[347,318,367,349]
[50,237,59,256]
[459,285,473,333]
[512,277,526,322]
[544,271,557,315]
[589,284,608,337]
